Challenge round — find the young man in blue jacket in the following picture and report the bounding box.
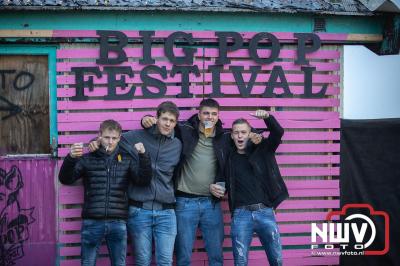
[59,119,152,266]
[223,109,289,266]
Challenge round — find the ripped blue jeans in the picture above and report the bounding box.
[230,207,282,266]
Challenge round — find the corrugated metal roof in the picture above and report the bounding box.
[0,0,381,15]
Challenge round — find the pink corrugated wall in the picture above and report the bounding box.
[0,156,56,266]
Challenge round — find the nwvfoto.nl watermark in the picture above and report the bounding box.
[310,204,389,256]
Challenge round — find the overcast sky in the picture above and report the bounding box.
[343,45,400,119]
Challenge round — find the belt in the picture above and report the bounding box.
[129,199,175,210]
[237,203,267,211]
[176,190,211,198]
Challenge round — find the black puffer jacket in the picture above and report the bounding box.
[225,115,289,211]
[59,146,152,220]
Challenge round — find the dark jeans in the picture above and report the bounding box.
[80,219,127,266]
[175,197,224,266]
[127,206,177,266]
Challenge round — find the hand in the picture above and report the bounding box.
[210,184,225,198]
[134,142,145,154]
[142,116,157,129]
[88,137,101,152]
[249,132,263,144]
[250,109,269,119]
[70,143,84,158]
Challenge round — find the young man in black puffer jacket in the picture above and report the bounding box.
[58,119,152,266]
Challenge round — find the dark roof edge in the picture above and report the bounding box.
[0,6,377,16]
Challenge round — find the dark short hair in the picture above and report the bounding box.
[199,98,220,111]
[100,119,122,134]
[156,101,180,119]
[232,118,251,129]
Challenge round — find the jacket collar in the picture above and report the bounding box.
[93,145,120,158]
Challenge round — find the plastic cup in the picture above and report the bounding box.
[204,121,213,137]
[216,181,226,193]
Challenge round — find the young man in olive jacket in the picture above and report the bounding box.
[59,119,152,266]
[224,109,288,266]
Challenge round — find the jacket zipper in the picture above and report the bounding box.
[153,137,162,209]
[105,161,111,218]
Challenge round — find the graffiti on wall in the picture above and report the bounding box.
[0,166,35,266]
[0,70,35,121]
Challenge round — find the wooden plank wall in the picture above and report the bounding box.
[56,31,341,265]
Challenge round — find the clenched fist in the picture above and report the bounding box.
[134,142,146,154]
[250,109,270,119]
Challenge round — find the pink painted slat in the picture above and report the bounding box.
[57,98,340,110]
[58,250,338,266]
[58,233,323,246]
[57,143,340,157]
[277,155,340,164]
[222,119,340,129]
[56,47,198,59]
[57,85,340,98]
[59,221,319,234]
[200,48,340,59]
[57,110,339,123]
[59,179,338,195]
[204,60,340,71]
[53,30,348,42]
[60,257,339,266]
[56,60,206,72]
[56,72,202,84]
[277,143,340,153]
[58,132,340,145]
[59,190,338,207]
[286,180,339,189]
[60,239,321,257]
[56,72,339,85]
[56,48,339,59]
[278,199,339,209]
[58,207,336,222]
[56,60,340,72]
[280,167,340,176]
[289,188,339,197]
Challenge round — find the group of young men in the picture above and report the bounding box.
[59,98,289,266]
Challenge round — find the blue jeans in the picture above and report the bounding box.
[127,206,177,266]
[175,197,224,266]
[80,219,127,266]
[231,207,282,266]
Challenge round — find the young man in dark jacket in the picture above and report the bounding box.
[59,119,152,266]
[142,99,228,266]
[142,99,262,266]
[224,110,288,266]
[90,101,182,266]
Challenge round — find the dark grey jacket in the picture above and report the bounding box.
[121,126,182,205]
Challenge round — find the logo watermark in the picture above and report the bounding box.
[310,204,389,256]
